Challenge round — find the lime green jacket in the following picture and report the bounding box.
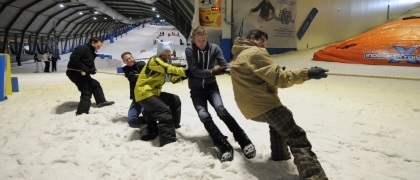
[134,55,187,102]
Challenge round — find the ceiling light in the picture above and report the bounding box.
[59,4,64,8]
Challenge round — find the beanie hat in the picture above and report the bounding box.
[156,40,173,55]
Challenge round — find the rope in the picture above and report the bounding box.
[67,68,123,76]
[327,72,420,81]
[226,69,420,81]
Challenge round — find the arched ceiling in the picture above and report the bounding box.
[0,0,194,53]
[0,0,162,39]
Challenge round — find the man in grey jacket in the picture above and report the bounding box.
[185,26,256,162]
[230,29,328,179]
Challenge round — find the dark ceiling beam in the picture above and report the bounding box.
[81,19,106,35]
[109,6,155,12]
[64,13,94,38]
[19,1,65,56]
[69,16,95,37]
[154,0,175,25]
[47,5,87,35]
[1,0,42,53]
[0,0,16,15]
[88,21,105,37]
[35,4,87,39]
[55,9,92,37]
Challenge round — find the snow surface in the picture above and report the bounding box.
[1,24,419,180]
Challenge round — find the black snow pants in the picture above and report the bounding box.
[138,92,181,147]
[66,70,106,114]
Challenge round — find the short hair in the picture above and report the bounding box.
[88,37,103,44]
[190,26,207,39]
[121,52,132,60]
[245,29,269,40]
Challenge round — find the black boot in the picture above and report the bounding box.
[76,112,89,116]
[158,122,176,147]
[214,135,234,162]
[234,131,256,159]
[140,120,158,141]
[97,101,114,107]
[203,120,233,162]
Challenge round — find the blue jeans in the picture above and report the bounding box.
[128,100,145,126]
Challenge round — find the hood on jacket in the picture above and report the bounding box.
[231,37,259,56]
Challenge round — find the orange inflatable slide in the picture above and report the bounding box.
[313,19,420,67]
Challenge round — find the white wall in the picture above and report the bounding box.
[295,0,420,50]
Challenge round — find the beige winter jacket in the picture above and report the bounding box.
[230,37,310,119]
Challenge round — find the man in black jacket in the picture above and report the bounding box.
[66,37,114,116]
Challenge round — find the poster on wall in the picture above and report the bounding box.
[233,0,297,50]
[198,0,222,27]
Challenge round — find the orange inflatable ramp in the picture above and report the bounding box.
[313,19,420,67]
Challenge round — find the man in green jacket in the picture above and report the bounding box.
[134,41,188,147]
[230,29,329,179]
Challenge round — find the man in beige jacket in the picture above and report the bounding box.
[230,29,329,179]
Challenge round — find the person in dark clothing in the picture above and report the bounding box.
[66,37,114,116]
[185,26,256,162]
[250,0,276,21]
[134,41,187,147]
[51,55,57,72]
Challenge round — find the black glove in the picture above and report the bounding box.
[308,66,329,79]
[81,67,89,76]
[211,66,227,75]
[185,69,192,78]
[89,67,97,75]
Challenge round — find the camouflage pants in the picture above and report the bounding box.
[253,106,328,180]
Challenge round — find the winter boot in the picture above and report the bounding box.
[234,132,256,159]
[97,101,114,108]
[158,122,176,147]
[214,135,234,162]
[140,120,158,141]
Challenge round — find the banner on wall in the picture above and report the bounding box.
[198,0,222,27]
[233,0,297,50]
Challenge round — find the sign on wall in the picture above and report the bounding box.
[233,0,297,49]
[198,0,222,27]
